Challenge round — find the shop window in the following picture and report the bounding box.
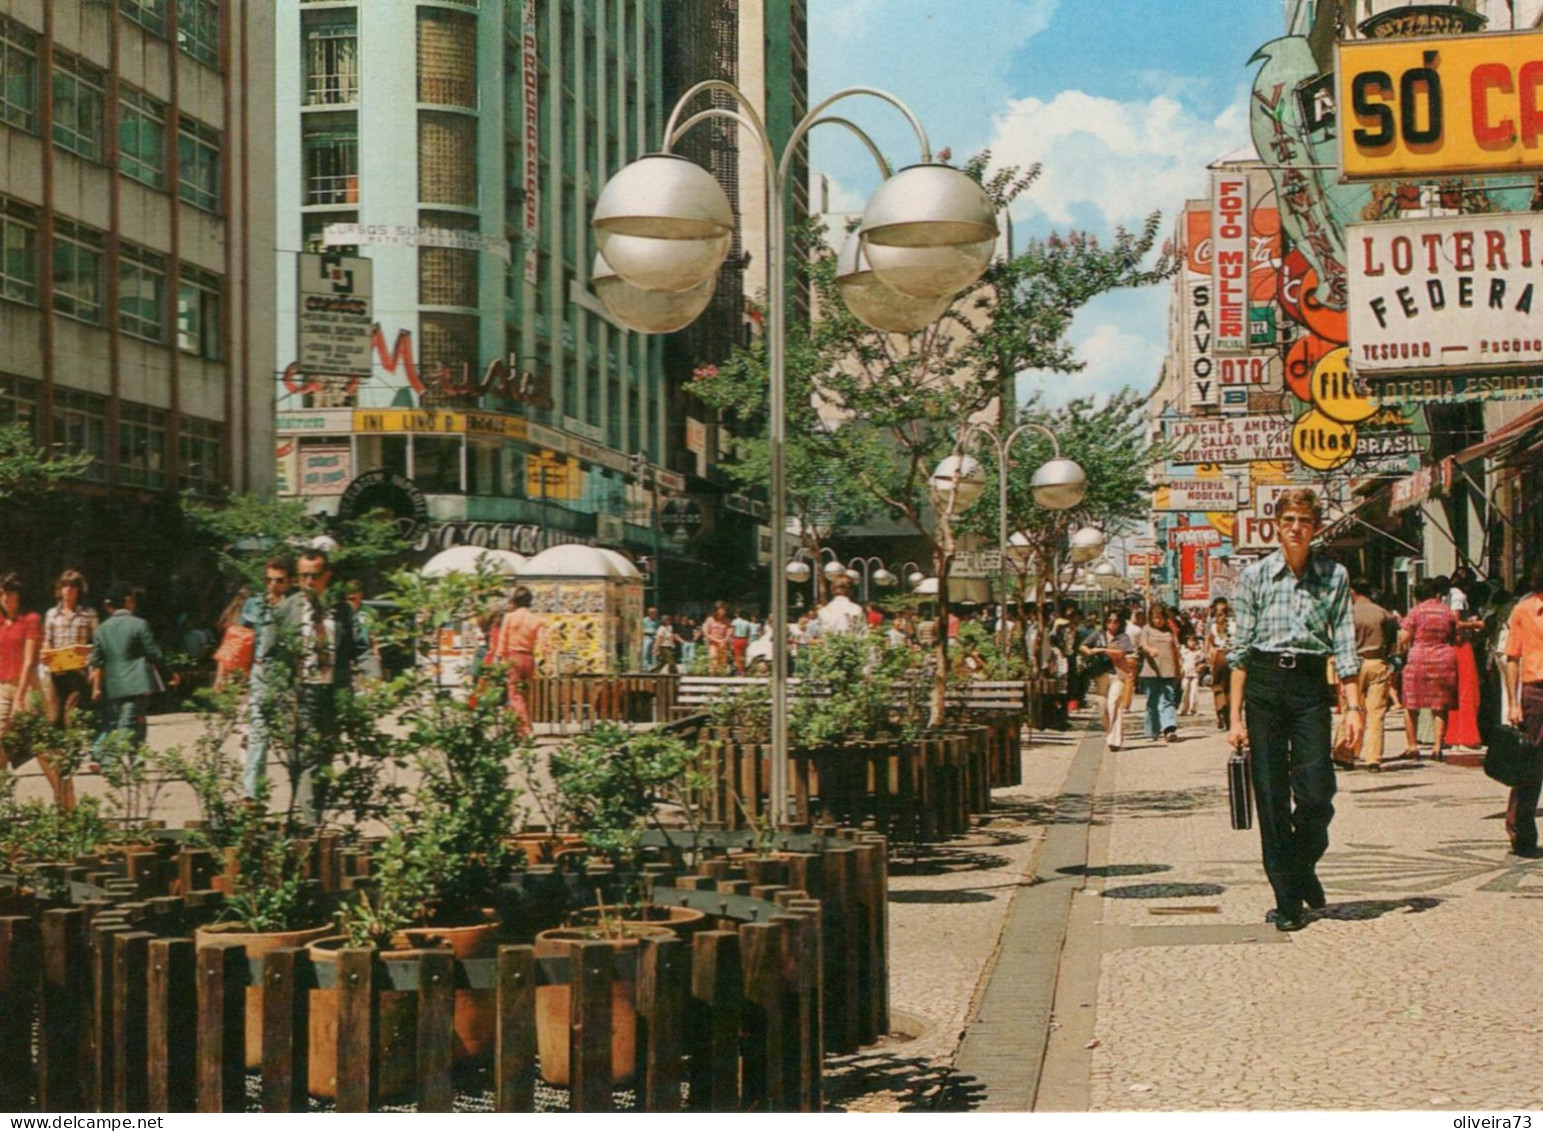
[52,53,105,162]
[177,264,223,359]
[118,243,166,342]
[52,218,104,325]
[52,387,108,481]
[413,436,463,494]
[303,119,358,205]
[305,16,358,106]
[0,197,37,307]
[178,116,221,212]
[119,0,167,38]
[118,86,167,189]
[177,0,220,69]
[179,415,223,496]
[119,401,167,488]
[0,17,38,133]
[357,434,408,479]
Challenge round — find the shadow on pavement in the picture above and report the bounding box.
[887,889,996,904]
[1098,787,1224,818]
[1102,881,1227,899]
[823,1053,987,1112]
[1057,863,1174,878]
[1315,895,1444,921]
[889,849,1011,877]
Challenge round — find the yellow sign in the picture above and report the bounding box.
[1207,512,1237,541]
[1153,486,1172,510]
[1338,31,1543,178]
[1308,347,1377,425]
[1291,411,1357,472]
[526,451,582,500]
[1249,461,1293,485]
[355,409,464,434]
[351,408,528,441]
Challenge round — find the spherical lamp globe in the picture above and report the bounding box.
[1031,457,1088,511]
[857,164,998,298]
[785,560,812,584]
[592,253,715,334]
[834,230,951,332]
[592,154,734,293]
[1069,525,1107,563]
[929,453,986,511]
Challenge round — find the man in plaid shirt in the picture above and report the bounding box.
[1227,487,1363,932]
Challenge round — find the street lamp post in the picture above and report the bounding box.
[945,422,1089,647]
[846,556,897,604]
[591,83,997,827]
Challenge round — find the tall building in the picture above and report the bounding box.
[0,0,275,584]
[273,0,808,610]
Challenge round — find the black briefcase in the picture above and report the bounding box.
[1483,725,1543,788]
[1228,748,1253,830]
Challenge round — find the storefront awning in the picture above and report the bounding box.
[1453,401,1543,469]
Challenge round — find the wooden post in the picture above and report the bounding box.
[687,931,741,1113]
[38,908,85,1112]
[823,846,860,1053]
[111,931,154,1112]
[196,941,247,1113]
[334,948,375,1113]
[568,940,613,1113]
[789,899,825,1112]
[738,920,786,1111]
[260,947,309,1113]
[147,938,196,1112]
[413,949,454,1112]
[91,921,131,1111]
[0,916,41,1112]
[494,945,536,1113]
[636,935,685,1112]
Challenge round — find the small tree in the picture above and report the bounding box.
[0,424,93,500]
[693,154,1174,722]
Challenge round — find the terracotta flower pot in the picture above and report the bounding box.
[306,916,501,1100]
[194,921,336,1070]
[533,921,674,1088]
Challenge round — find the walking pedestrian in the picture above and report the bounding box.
[1228,488,1362,932]
[1333,578,1397,772]
[41,569,97,729]
[1087,610,1136,750]
[1208,597,1234,731]
[1179,633,1204,716]
[704,603,733,674]
[88,582,171,773]
[730,607,752,674]
[1136,603,1181,742]
[1502,561,1543,858]
[1399,577,1460,761]
[275,550,364,824]
[817,576,866,636]
[641,606,659,672]
[492,585,549,738]
[234,557,293,801]
[0,575,45,784]
[654,615,679,674]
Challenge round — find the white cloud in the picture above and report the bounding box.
[1018,295,1167,409]
[985,86,1252,230]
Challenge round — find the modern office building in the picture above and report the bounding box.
[273,0,807,609]
[0,0,276,583]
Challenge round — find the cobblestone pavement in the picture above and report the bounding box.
[1080,710,1543,1112]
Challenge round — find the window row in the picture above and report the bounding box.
[0,373,223,495]
[0,203,221,357]
[119,1,222,70]
[0,26,221,212]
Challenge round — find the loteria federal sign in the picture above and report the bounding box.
[1338,30,1543,180]
[1347,214,1543,374]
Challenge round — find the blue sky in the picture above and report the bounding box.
[808,0,1287,406]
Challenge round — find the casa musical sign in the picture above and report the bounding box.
[1338,30,1543,179]
[1348,214,1543,374]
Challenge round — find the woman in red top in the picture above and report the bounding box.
[493,586,548,738]
[1399,578,1459,760]
[0,574,72,806]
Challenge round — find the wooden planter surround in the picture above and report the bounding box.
[0,827,886,1114]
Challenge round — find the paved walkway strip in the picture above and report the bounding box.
[953,729,1102,1111]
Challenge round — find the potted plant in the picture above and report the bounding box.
[531,722,706,1086]
[304,565,527,1099]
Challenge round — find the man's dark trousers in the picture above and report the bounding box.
[1245,657,1336,915]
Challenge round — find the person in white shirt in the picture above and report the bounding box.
[816,577,866,636]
